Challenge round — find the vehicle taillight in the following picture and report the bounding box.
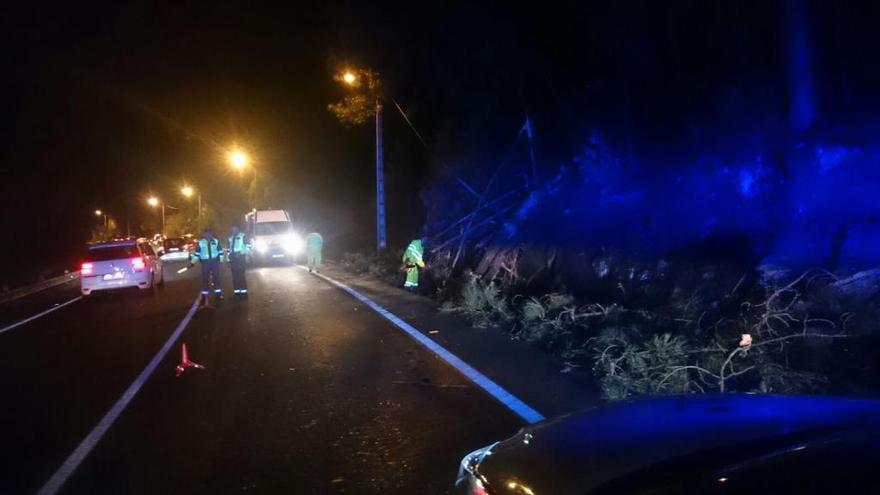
[131,257,146,270]
[81,263,93,275]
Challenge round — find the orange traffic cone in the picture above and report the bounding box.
[175,343,205,377]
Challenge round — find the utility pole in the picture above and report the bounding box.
[375,100,387,252]
[331,67,388,252]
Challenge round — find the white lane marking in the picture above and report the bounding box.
[303,267,545,424]
[0,296,82,336]
[37,295,202,495]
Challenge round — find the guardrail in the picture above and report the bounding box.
[0,272,80,305]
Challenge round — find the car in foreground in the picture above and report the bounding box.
[456,394,880,494]
[80,239,164,296]
[160,236,193,261]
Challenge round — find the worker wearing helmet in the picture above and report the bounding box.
[228,224,250,298]
[402,238,426,291]
[191,226,224,306]
[305,232,323,273]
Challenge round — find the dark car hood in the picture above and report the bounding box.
[477,394,880,494]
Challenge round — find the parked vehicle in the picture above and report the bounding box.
[245,209,304,264]
[456,394,880,494]
[160,237,192,261]
[80,239,164,295]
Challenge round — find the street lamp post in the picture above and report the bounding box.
[95,209,108,240]
[147,196,173,237]
[337,69,387,251]
[181,185,202,232]
[228,148,257,209]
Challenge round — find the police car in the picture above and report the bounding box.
[80,239,164,296]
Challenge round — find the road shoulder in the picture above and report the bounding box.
[314,263,602,418]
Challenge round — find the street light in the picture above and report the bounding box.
[181,185,202,232]
[333,65,387,251]
[228,149,249,171]
[227,147,259,209]
[147,196,172,236]
[94,209,108,239]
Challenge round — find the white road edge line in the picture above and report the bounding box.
[303,267,545,425]
[0,296,82,336]
[36,295,202,495]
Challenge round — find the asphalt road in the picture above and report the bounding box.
[0,262,523,494]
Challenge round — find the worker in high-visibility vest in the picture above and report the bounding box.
[305,232,323,273]
[190,226,224,306]
[402,238,426,291]
[228,224,250,298]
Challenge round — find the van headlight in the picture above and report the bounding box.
[254,238,268,253]
[283,233,304,254]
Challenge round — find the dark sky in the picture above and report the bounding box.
[2,1,879,284]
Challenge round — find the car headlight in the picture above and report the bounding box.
[254,238,268,253]
[283,233,304,254]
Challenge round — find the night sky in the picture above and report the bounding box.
[3,1,880,285]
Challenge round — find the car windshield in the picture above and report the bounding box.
[88,245,138,261]
[255,222,291,236]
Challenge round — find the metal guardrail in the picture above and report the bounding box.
[0,272,80,305]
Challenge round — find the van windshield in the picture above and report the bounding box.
[255,222,291,236]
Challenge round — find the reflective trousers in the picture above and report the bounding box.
[200,258,222,296]
[307,248,322,271]
[405,265,419,287]
[229,255,248,295]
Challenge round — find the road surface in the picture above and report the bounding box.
[0,262,523,494]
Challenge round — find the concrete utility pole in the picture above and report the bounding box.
[331,67,389,252]
[375,100,387,252]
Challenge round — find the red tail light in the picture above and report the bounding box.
[131,257,146,270]
[81,262,93,275]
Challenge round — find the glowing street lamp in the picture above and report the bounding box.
[94,209,108,238]
[342,70,357,85]
[146,196,169,236]
[228,149,249,171]
[180,185,202,232]
[227,147,259,209]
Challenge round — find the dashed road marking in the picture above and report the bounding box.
[36,295,202,495]
[0,296,82,336]
[304,267,545,424]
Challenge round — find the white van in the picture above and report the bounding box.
[245,209,304,264]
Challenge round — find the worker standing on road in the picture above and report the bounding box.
[305,232,323,273]
[402,238,426,291]
[228,224,250,299]
[191,226,224,306]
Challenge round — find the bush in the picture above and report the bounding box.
[441,271,513,327]
[590,327,692,400]
[516,293,578,346]
[583,269,851,400]
[341,252,372,275]
[342,250,404,285]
